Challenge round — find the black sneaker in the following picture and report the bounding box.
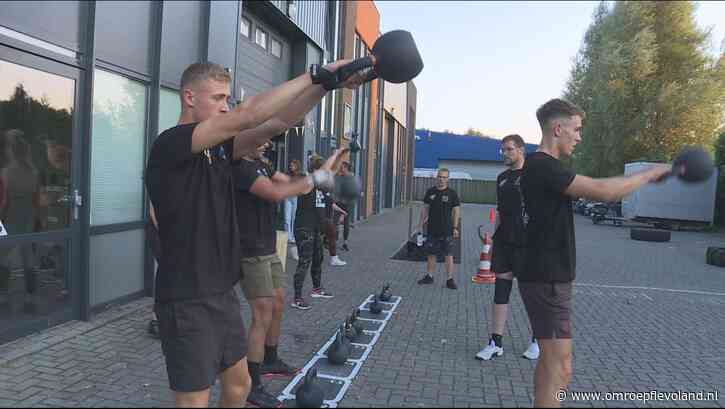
[261,358,299,378]
[446,278,458,290]
[148,320,160,339]
[246,385,282,408]
[417,274,434,285]
[290,298,311,310]
[311,288,334,298]
[341,243,350,252]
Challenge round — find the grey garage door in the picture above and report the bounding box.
[236,10,292,98]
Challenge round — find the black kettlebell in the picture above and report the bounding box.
[379,283,392,302]
[351,308,365,334]
[327,325,351,365]
[295,369,324,408]
[369,295,383,315]
[670,146,714,183]
[344,317,359,341]
[349,137,361,154]
[335,174,362,203]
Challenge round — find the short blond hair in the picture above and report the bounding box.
[437,168,449,176]
[180,62,231,89]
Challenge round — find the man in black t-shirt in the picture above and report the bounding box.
[520,99,670,407]
[417,168,461,290]
[234,143,347,407]
[146,61,365,407]
[291,154,338,309]
[475,134,539,362]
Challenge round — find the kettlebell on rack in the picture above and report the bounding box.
[327,325,351,365]
[369,295,383,315]
[295,369,324,408]
[350,308,365,334]
[379,283,392,302]
[344,317,359,341]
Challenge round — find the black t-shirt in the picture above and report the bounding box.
[145,123,240,303]
[295,178,324,230]
[519,152,576,283]
[322,191,335,221]
[494,169,525,246]
[234,158,276,257]
[423,187,460,238]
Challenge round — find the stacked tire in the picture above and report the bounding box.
[706,247,725,267]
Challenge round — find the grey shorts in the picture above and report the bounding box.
[155,289,247,392]
[518,281,573,339]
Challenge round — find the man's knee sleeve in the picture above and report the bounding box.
[494,279,513,304]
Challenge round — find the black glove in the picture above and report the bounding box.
[310,64,339,91]
[311,63,378,91]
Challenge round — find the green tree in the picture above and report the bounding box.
[564,1,725,177]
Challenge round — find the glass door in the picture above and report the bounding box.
[0,48,82,343]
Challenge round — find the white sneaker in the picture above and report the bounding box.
[475,340,503,360]
[330,256,347,266]
[522,340,540,360]
[289,245,299,261]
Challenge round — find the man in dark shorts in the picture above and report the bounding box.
[520,98,670,407]
[146,61,364,407]
[475,134,538,361]
[234,142,347,407]
[417,168,461,290]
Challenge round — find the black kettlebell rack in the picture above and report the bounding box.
[276,293,402,407]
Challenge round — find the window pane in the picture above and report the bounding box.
[158,88,180,134]
[271,39,282,58]
[91,69,146,226]
[0,59,75,234]
[256,28,267,49]
[344,104,352,137]
[241,18,250,38]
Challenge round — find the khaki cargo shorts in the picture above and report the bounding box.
[240,254,285,299]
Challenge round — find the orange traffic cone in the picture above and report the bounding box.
[472,232,496,284]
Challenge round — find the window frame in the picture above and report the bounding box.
[270,37,282,58]
[240,17,251,39]
[254,26,268,50]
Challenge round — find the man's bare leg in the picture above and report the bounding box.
[218,358,251,408]
[534,339,572,408]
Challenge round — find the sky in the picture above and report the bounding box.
[376,1,725,144]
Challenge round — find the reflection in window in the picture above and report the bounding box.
[91,69,146,226]
[0,59,74,235]
[0,238,70,328]
[158,88,180,135]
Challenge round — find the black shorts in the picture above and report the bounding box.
[491,241,524,276]
[154,288,248,392]
[424,236,453,257]
[518,281,573,339]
